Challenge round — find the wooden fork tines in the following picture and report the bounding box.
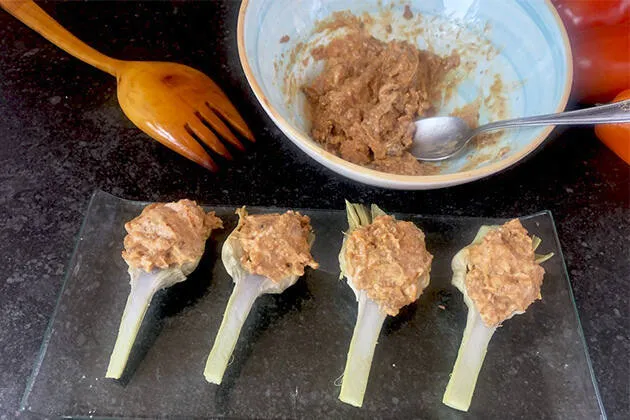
[118,62,255,171]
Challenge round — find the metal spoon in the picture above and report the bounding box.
[411,99,630,161]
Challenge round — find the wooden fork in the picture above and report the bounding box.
[1,0,254,171]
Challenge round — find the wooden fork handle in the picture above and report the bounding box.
[1,0,121,75]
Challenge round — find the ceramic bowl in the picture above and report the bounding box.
[237,0,572,190]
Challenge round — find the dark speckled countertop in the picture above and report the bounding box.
[0,1,628,419]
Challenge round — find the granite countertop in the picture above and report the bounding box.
[0,1,627,419]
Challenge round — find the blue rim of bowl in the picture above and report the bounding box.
[237,0,573,188]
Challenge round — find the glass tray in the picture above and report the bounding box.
[21,190,605,419]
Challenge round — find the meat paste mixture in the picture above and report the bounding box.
[122,200,223,272]
[234,209,319,282]
[465,219,546,327]
[304,32,459,175]
[344,215,433,315]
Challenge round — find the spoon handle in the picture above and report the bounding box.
[0,0,121,75]
[474,99,630,135]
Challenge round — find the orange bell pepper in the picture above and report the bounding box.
[595,89,630,164]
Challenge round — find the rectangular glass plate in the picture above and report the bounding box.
[21,190,605,419]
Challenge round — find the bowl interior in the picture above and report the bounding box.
[240,0,571,186]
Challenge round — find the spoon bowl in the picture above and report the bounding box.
[410,116,472,161]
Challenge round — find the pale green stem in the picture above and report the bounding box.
[106,273,161,379]
[443,308,496,411]
[339,294,387,408]
[204,276,264,384]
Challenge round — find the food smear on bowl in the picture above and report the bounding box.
[403,4,413,20]
[451,94,510,171]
